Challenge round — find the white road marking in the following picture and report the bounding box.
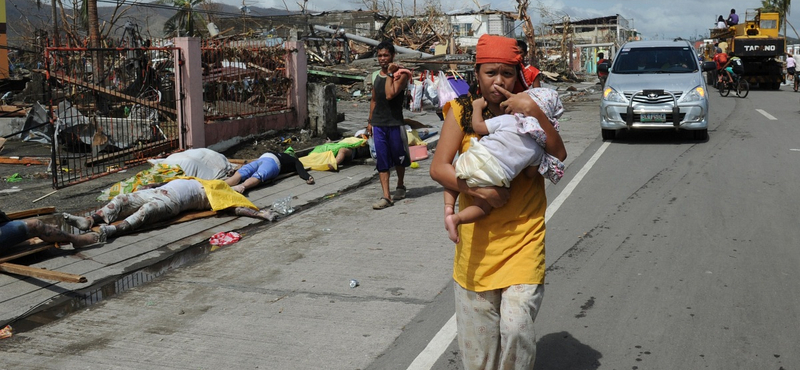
[408,141,610,370]
[407,315,457,370]
[790,149,800,152]
[756,109,777,120]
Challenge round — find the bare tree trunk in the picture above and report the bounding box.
[516,0,536,66]
[51,0,60,46]
[87,0,104,85]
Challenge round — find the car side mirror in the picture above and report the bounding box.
[598,62,610,73]
[702,61,717,72]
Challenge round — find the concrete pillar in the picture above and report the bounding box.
[285,41,307,131]
[174,37,204,149]
[306,83,338,139]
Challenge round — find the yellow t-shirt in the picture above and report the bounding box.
[445,96,547,292]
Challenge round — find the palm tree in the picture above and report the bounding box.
[160,0,208,37]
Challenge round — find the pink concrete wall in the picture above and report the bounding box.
[203,111,295,145]
[174,37,205,148]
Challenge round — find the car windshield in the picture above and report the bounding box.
[612,47,698,74]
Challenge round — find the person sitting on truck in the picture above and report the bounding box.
[726,9,739,26]
[716,15,727,29]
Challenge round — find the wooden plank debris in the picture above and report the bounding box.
[0,263,87,283]
[6,207,56,220]
[0,156,49,165]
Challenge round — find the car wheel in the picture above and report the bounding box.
[693,129,708,141]
[602,129,616,141]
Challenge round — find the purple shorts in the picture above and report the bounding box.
[372,126,410,172]
[238,157,279,182]
[1,220,29,249]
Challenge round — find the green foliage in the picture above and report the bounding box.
[158,0,208,37]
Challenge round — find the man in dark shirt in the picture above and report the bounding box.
[368,41,411,210]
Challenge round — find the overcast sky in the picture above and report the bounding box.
[244,0,799,42]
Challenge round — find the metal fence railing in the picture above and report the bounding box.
[201,39,293,121]
[44,46,183,188]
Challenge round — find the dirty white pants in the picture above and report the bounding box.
[454,282,544,370]
[96,189,187,230]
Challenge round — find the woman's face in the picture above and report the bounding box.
[477,63,518,104]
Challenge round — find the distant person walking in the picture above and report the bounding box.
[597,52,610,87]
[517,40,542,88]
[786,52,796,86]
[368,40,411,210]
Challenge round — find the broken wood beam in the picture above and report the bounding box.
[0,262,87,283]
[6,207,57,220]
[0,156,49,165]
[0,243,54,264]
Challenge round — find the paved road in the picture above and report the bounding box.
[8,83,797,369]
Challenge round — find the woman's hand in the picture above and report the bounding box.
[496,85,537,116]
[468,186,510,208]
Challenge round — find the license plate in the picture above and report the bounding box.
[641,113,666,122]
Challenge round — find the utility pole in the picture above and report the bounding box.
[50,0,60,46]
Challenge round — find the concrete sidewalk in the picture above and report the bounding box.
[0,107,444,330]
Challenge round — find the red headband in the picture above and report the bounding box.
[475,34,528,93]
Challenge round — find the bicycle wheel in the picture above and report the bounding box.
[719,80,731,97]
[736,78,749,98]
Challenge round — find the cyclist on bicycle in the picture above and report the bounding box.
[713,48,729,85]
[719,51,743,85]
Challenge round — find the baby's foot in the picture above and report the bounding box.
[63,213,93,230]
[232,184,245,194]
[444,214,460,243]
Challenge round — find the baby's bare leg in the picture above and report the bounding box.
[445,198,493,243]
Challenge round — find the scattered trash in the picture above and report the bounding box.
[0,325,12,339]
[0,188,21,194]
[352,90,362,97]
[5,173,22,182]
[272,195,294,215]
[349,279,359,288]
[322,228,331,232]
[410,162,420,169]
[209,231,242,246]
[32,190,57,203]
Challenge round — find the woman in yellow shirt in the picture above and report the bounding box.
[430,34,566,369]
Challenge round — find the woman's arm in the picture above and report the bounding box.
[430,109,509,208]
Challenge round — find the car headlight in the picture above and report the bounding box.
[602,87,627,103]
[678,86,706,103]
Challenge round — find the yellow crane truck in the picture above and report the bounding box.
[710,9,785,89]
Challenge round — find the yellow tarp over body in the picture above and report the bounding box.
[172,177,257,211]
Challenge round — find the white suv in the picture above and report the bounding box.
[599,40,717,141]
